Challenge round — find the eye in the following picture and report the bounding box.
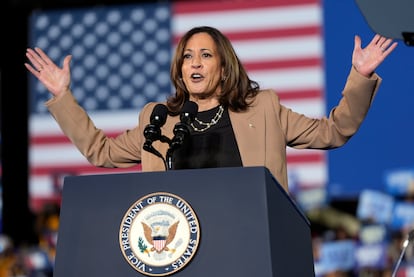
[183,53,192,59]
[202,53,212,58]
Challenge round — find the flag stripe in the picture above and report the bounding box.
[244,57,322,71]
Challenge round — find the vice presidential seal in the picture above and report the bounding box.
[119,192,200,276]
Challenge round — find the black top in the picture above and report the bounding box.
[172,105,243,170]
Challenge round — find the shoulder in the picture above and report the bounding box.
[251,89,281,106]
[139,102,167,122]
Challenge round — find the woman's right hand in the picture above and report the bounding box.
[25,47,72,97]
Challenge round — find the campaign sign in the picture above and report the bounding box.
[356,190,394,224]
[355,243,388,270]
[359,224,388,245]
[384,167,414,196]
[390,201,414,230]
[314,240,356,275]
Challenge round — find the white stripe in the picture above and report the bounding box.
[287,148,325,156]
[248,66,324,92]
[233,35,323,63]
[30,145,88,166]
[30,171,122,196]
[29,115,62,136]
[280,98,325,118]
[288,162,327,187]
[173,4,322,35]
[30,110,139,136]
[29,175,54,196]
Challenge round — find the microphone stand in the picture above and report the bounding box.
[143,135,171,171]
[391,229,414,277]
[166,149,173,170]
[165,121,191,170]
[160,135,172,170]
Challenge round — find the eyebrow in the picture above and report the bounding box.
[184,48,212,52]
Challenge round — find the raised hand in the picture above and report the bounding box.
[25,47,72,97]
[352,34,398,77]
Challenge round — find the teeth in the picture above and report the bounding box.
[191,74,202,78]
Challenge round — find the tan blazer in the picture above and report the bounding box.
[47,66,381,192]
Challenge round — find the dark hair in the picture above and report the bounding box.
[167,26,260,115]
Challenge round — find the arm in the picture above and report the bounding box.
[25,47,142,167]
[283,34,397,148]
[46,90,143,167]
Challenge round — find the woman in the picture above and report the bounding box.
[25,26,397,192]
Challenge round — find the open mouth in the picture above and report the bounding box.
[191,73,204,80]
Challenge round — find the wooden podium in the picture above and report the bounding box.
[53,166,315,276]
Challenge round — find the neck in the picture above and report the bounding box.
[190,98,220,112]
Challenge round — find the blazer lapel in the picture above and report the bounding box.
[229,108,265,166]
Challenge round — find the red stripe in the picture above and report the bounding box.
[244,57,322,71]
[287,153,325,163]
[277,89,323,100]
[174,0,320,14]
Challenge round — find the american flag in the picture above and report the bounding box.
[29,0,325,212]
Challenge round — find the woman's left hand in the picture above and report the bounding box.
[352,34,398,77]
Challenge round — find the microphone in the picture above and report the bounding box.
[143,104,168,159]
[171,101,198,150]
[166,101,198,169]
[391,229,414,277]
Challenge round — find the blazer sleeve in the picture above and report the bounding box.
[45,89,144,167]
[281,66,382,149]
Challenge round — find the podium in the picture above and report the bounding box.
[53,166,315,276]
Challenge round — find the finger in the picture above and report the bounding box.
[376,36,387,47]
[27,48,51,71]
[26,50,44,71]
[382,41,398,57]
[380,38,394,50]
[354,35,362,51]
[34,47,55,66]
[370,34,381,45]
[62,55,73,70]
[379,41,391,52]
[378,38,397,55]
[24,63,40,77]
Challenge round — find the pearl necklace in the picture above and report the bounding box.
[191,105,224,132]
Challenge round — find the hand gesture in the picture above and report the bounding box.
[352,34,398,77]
[25,47,72,97]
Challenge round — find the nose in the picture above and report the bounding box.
[191,56,202,68]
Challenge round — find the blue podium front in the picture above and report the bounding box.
[54,166,315,277]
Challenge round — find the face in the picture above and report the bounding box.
[181,32,223,100]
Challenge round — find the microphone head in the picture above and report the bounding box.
[150,104,168,127]
[180,101,198,124]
